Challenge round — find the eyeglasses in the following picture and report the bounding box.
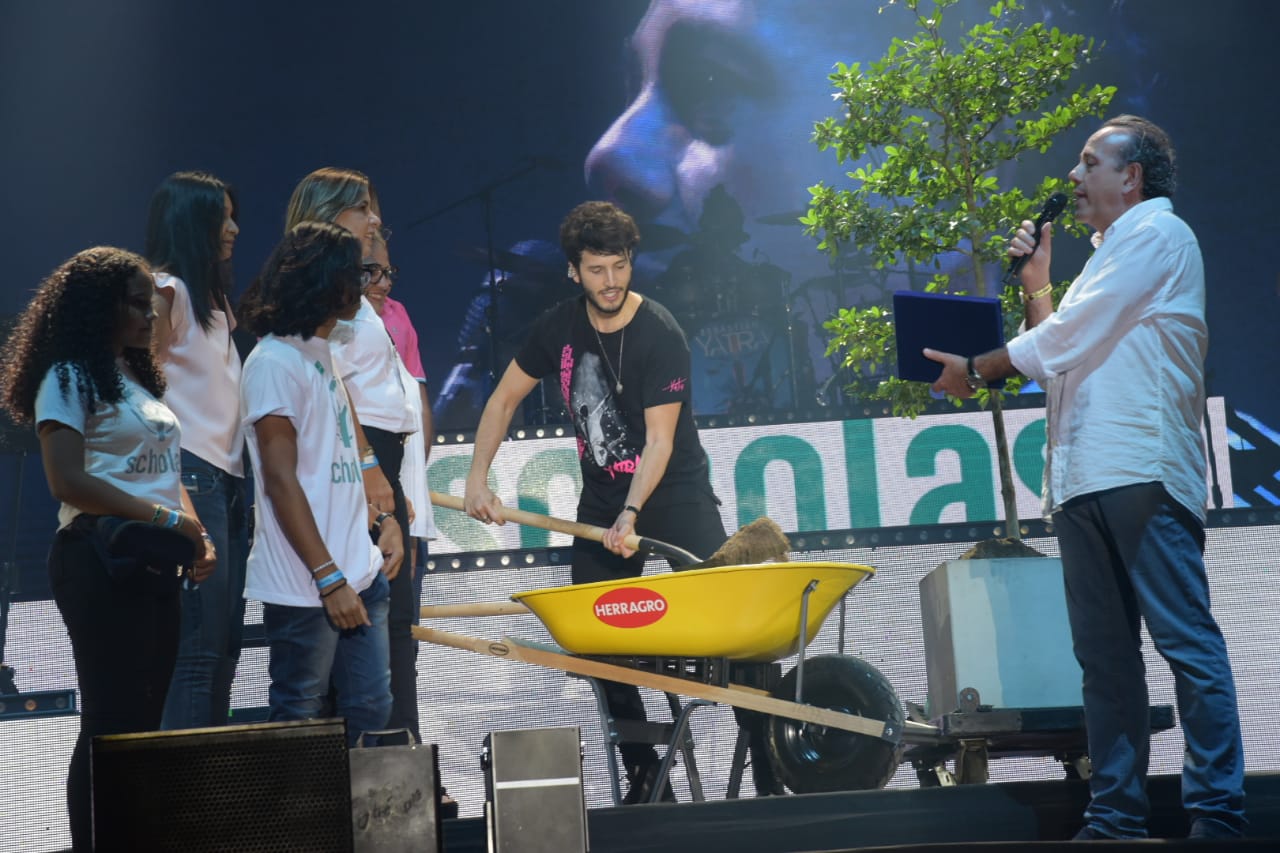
[361,263,398,288]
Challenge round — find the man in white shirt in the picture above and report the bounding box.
[926,115,1245,841]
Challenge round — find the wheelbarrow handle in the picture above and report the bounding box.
[429,491,701,565]
[420,601,530,618]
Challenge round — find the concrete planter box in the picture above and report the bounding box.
[920,557,1083,719]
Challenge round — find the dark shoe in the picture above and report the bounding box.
[438,787,459,820]
[1189,817,1244,840]
[622,761,676,805]
[0,665,16,696]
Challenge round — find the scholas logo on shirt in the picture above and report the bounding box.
[592,587,668,629]
[124,446,181,475]
[331,457,362,485]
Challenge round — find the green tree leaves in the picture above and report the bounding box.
[807,0,1116,532]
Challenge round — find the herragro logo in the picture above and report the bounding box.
[592,587,668,629]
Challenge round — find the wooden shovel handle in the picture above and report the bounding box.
[420,601,530,618]
[430,490,617,543]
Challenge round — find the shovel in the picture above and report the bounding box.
[428,491,790,569]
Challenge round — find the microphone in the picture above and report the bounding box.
[1002,192,1068,286]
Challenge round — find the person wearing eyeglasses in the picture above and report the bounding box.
[357,230,442,749]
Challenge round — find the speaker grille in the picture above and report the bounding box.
[92,718,352,852]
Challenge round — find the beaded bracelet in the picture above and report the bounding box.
[1023,282,1053,302]
[315,569,346,591]
[309,558,335,576]
[151,504,166,524]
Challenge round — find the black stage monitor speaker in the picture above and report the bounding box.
[92,718,353,852]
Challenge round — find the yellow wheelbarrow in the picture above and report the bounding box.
[417,497,940,795]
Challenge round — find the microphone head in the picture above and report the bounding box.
[1043,192,1069,220]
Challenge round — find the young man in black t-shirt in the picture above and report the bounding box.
[464,201,779,802]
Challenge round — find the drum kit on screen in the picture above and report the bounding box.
[647,209,884,417]
[448,207,877,421]
[653,250,804,416]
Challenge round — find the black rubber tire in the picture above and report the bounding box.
[765,654,905,793]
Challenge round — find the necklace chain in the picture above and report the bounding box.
[591,320,624,394]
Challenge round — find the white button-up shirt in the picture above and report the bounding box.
[1006,197,1208,521]
[329,296,420,435]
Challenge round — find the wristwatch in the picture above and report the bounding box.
[965,356,987,391]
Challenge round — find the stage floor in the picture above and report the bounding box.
[443,772,1279,852]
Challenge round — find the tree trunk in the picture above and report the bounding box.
[990,393,1020,540]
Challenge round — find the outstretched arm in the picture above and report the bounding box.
[464,361,539,524]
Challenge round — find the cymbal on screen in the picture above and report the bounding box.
[458,245,560,278]
[638,223,689,251]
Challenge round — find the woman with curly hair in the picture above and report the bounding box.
[0,246,214,850]
[146,170,249,730]
[238,221,402,746]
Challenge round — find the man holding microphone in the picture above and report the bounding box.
[926,115,1246,841]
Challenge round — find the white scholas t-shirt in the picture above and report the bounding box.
[34,361,183,529]
[241,334,381,607]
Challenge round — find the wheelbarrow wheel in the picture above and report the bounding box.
[764,654,905,794]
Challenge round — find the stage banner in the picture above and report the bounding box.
[426,398,1233,554]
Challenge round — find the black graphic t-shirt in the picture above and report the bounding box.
[516,295,712,518]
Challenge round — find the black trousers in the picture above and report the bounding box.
[49,526,180,851]
[572,495,772,788]
[363,426,422,741]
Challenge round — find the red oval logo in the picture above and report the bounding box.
[592,587,669,629]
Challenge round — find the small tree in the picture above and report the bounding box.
[803,0,1114,540]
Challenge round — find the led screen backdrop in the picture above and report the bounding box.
[426,400,1234,554]
[4,523,1278,852]
[1,3,1279,844]
[0,0,1277,499]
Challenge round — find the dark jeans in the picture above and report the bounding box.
[161,450,248,729]
[264,571,392,748]
[570,496,776,782]
[0,572,9,663]
[1055,483,1246,838]
[49,525,180,851]
[364,426,421,740]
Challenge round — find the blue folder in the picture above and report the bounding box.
[892,290,1005,387]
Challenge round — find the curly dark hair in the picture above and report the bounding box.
[559,201,641,268]
[146,170,237,332]
[238,221,364,339]
[1104,114,1177,200]
[0,247,163,424]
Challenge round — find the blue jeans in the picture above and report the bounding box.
[161,450,249,730]
[263,571,391,747]
[1055,483,1246,838]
